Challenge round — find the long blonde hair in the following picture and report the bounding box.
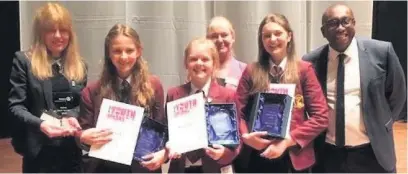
[100,24,154,111]
[250,13,299,94]
[30,2,86,81]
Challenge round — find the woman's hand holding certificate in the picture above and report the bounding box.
[80,128,113,146]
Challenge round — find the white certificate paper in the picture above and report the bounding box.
[268,83,296,139]
[166,92,208,154]
[89,98,144,165]
[40,112,60,127]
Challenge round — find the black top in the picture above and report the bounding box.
[8,51,87,157]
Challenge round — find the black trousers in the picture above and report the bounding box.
[185,166,203,173]
[22,138,82,173]
[323,143,394,173]
[97,160,132,173]
[247,150,310,173]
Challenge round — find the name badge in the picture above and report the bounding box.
[220,165,234,174]
[225,77,238,87]
[71,81,76,87]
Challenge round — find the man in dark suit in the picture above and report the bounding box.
[303,4,406,173]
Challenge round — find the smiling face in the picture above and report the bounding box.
[186,43,215,85]
[43,26,70,57]
[261,22,292,62]
[109,34,141,79]
[321,5,356,52]
[207,18,235,61]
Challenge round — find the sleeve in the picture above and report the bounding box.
[385,43,407,121]
[76,85,95,151]
[8,54,43,129]
[289,62,329,151]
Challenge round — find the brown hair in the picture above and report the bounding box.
[30,2,86,81]
[249,13,299,94]
[99,24,154,112]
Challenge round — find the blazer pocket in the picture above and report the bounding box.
[385,118,393,132]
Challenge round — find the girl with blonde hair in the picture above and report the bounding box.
[166,37,242,173]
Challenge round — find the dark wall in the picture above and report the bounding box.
[0,1,20,138]
[372,1,407,120]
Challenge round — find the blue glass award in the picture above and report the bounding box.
[250,93,292,139]
[205,103,239,148]
[133,115,167,162]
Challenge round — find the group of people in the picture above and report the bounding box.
[8,2,406,173]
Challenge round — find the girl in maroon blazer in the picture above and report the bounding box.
[165,37,243,173]
[77,24,167,173]
[235,13,329,173]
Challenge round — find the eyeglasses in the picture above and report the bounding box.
[323,17,355,29]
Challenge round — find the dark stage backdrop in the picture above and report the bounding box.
[0,1,19,138]
[372,1,407,120]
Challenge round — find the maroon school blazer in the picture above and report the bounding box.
[236,60,329,171]
[166,79,243,173]
[78,75,165,173]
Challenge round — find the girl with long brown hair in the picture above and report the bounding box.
[234,13,329,172]
[78,24,166,173]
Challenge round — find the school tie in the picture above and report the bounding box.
[119,80,131,104]
[270,65,283,83]
[185,89,205,163]
[335,53,346,147]
[52,62,61,75]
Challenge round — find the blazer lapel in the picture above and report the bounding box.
[207,80,221,103]
[319,45,329,97]
[357,39,372,97]
[179,82,192,99]
[41,79,54,110]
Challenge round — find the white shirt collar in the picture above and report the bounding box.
[118,76,132,84]
[269,57,287,71]
[190,78,211,97]
[329,37,357,60]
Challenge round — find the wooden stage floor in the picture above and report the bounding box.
[0,122,406,173]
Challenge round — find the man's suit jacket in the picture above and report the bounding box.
[235,60,329,171]
[8,51,87,158]
[166,80,243,173]
[78,75,165,173]
[302,37,407,171]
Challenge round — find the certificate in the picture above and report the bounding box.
[89,98,144,165]
[166,92,208,154]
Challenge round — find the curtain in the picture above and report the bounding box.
[19,1,373,93]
